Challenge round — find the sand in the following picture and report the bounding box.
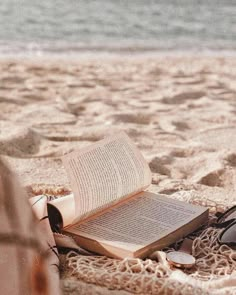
[0,55,236,207]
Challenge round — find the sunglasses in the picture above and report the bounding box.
[214,205,236,249]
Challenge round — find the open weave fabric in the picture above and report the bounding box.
[29,185,236,295]
[61,227,236,295]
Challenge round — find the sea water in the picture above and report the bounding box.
[0,0,235,56]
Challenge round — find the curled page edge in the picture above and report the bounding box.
[48,194,76,228]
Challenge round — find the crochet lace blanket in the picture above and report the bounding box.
[61,226,236,295]
[29,185,236,295]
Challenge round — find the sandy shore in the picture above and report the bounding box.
[0,55,236,206]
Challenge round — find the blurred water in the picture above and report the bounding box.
[0,0,235,55]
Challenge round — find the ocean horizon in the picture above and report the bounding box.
[0,0,235,56]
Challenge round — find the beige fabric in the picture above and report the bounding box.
[0,159,61,295]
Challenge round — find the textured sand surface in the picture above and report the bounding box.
[0,56,236,207]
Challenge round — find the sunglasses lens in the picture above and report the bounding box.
[219,207,236,223]
[225,210,236,221]
[220,223,236,244]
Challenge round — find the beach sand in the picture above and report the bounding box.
[0,55,236,207]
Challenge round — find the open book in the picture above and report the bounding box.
[48,132,208,259]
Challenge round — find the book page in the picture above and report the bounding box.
[62,132,152,223]
[67,191,208,252]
